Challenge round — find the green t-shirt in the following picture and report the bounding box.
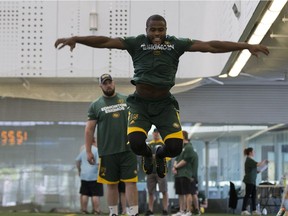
[122,34,193,89]
[191,144,199,180]
[243,156,258,185]
[87,93,130,156]
[175,142,198,179]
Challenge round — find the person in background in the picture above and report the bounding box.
[193,191,208,214]
[172,130,199,216]
[189,134,200,216]
[76,137,103,214]
[83,74,139,216]
[241,147,268,216]
[55,14,269,180]
[145,128,169,216]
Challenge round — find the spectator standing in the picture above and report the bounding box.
[241,147,268,215]
[84,74,139,216]
[172,130,199,216]
[76,138,103,214]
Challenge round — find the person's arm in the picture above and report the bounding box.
[85,120,97,165]
[257,159,268,167]
[172,159,178,174]
[76,160,81,176]
[54,36,125,51]
[188,40,269,57]
[201,199,208,208]
[174,159,187,169]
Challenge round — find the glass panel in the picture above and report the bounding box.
[0,121,288,211]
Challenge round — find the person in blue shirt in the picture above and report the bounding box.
[76,137,103,214]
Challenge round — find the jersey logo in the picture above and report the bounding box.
[101,103,127,114]
[118,99,125,104]
[112,112,120,118]
[100,167,106,177]
[173,122,181,129]
[140,42,174,51]
[128,113,138,125]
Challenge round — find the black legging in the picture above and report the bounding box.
[242,183,257,211]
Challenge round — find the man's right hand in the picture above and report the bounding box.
[54,37,76,51]
[87,151,95,165]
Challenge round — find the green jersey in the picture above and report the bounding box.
[122,34,193,89]
[87,93,129,156]
[190,143,199,180]
[243,156,258,185]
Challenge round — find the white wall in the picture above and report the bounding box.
[0,0,260,79]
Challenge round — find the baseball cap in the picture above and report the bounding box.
[99,73,113,84]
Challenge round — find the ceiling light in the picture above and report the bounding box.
[174,78,202,87]
[218,73,228,78]
[189,123,202,139]
[245,123,285,141]
[89,11,98,31]
[228,0,287,77]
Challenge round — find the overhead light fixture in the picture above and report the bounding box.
[282,17,288,22]
[189,123,202,139]
[174,78,202,87]
[270,33,288,38]
[245,123,285,141]
[89,11,98,31]
[228,0,287,77]
[21,78,30,90]
[218,73,228,78]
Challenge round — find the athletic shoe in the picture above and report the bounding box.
[142,146,153,175]
[162,210,169,215]
[142,155,153,174]
[155,146,167,178]
[144,209,154,216]
[193,209,201,215]
[241,210,251,215]
[252,210,261,215]
[183,211,192,216]
[172,211,185,216]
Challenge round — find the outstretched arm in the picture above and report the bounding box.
[188,40,269,57]
[54,36,125,51]
[257,159,269,167]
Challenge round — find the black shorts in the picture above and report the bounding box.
[174,177,192,195]
[79,180,103,197]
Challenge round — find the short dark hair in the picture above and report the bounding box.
[146,14,167,27]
